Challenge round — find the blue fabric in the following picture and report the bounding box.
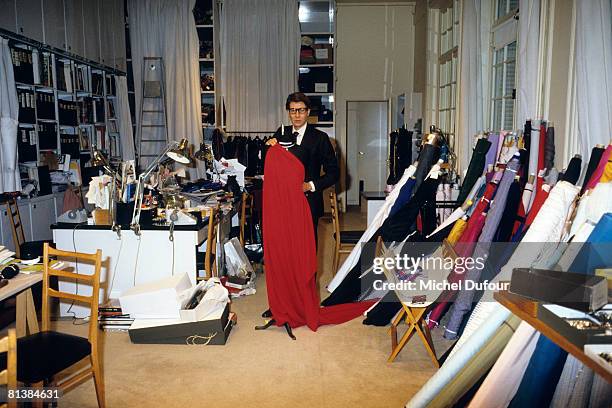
[389,178,416,217]
[509,335,568,408]
[568,213,612,275]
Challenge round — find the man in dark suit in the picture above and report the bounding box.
[267,92,339,241]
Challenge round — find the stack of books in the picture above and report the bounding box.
[98,306,134,332]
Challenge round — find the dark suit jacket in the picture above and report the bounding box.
[273,124,339,218]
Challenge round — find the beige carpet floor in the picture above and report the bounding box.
[44,207,449,407]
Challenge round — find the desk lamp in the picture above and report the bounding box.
[130,138,192,235]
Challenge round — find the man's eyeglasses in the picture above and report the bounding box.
[288,108,308,115]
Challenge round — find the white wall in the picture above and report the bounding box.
[336,3,415,206]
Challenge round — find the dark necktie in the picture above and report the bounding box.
[292,131,299,144]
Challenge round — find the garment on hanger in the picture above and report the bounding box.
[263,145,375,330]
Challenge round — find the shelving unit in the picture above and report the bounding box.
[298,1,336,137]
[194,0,217,132]
[8,34,124,192]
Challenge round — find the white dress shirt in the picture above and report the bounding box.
[292,124,315,191]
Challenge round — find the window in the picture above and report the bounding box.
[426,0,460,139]
[490,41,516,131]
[490,0,518,131]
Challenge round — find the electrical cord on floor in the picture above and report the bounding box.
[65,223,89,325]
[107,232,125,299]
[132,235,143,286]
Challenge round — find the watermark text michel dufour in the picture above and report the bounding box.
[373,279,510,292]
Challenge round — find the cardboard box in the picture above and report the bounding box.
[510,267,607,312]
[119,273,192,319]
[313,44,333,64]
[128,304,234,345]
[538,303,612,348]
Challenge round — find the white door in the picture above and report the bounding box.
[346,101,389,206]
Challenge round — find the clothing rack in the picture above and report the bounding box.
[225,131,275,134]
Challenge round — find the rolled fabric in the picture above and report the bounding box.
[520,120,532,187]
[538,122,546,173]
[580,145,605,194]
[412,144,442,194]
[468,322,541,408]
[457,138,492,203]
[568,213,612,275]
[599,154,612,182]
[550,356,594,408]
[508,335,568,408]
[584,144,612,191]
[428,315,521,407]
[447,217,468,246]
[327,164,417,292]
[445,155,521,338]
[560,154,582,185]
[386,131,399,185]
[485,132,500,169]
[405,310,516,408]
[494,180,522,242]
[545,125,555,170]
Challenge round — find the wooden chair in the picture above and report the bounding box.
[5,199,52,260]
[0,329,17,408]
[198,207,219,280]
[239,192,253,246]
[15,243,105,407]
[329,191,364,272]
[388,302,439,367]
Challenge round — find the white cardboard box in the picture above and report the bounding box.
[119,273,192,319]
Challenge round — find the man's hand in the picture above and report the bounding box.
[303,182,311,192]
[266,138,278,146]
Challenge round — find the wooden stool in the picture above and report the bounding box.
[388,302,439,368]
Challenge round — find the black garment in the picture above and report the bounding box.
[273,125,339,220]
[397,128,413,173]
[544,126,555,170]
[520,120,532,188]
[581,146,605,194]
[386,131,400,185]
[322,177,441,309]
[457,138,491,203]
[560,155,582,185]
[212,129,225,160]
[493,180,522,242]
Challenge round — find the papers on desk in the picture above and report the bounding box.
[212,158,246,187]
[0,246,15,265]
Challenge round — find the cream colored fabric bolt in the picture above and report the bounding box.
[468,321,541,408]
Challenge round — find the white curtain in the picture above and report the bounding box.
[0,38,20,193]
[516,0,540,127]
[128,0,204,177]
[573,0,612,163]
[456,0,491,174]
[115,76,135,161]
[220,0,300,132]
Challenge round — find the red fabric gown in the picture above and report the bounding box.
[263,145,375,330]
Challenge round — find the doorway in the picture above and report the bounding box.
[345,100,389,206]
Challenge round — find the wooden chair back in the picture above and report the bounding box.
[0,329,17,408]
[42,244,102,347]
[239,192,253,246]
[329,191,341,243]
[6,199,25,258]
[203,207,219,279]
